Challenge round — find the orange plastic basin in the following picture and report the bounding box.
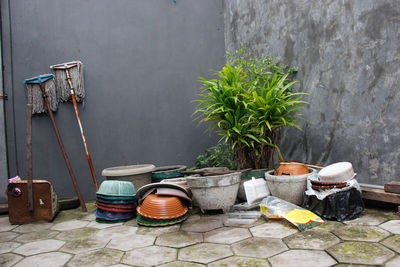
[136,194,187,219]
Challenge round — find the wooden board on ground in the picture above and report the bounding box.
[384,181,400,194]
[361,186,400,204]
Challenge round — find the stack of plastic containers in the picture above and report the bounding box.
[135,183,192,226]
[95,180,136,223]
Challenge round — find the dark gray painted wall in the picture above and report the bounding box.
[225,0,400,185]
[1,0,224,200]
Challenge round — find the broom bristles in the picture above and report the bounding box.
[26,78,58,115]
[52,61,85,102]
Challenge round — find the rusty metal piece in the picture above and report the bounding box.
[7,180,59,224]
[39,83,87,212]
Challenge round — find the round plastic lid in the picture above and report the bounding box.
[318,162,355,182]
[102,164,156,177]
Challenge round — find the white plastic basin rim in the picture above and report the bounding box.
[102,164,156,177]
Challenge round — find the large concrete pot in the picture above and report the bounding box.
[102,164,156,192]
[186,172,241,213]
[265,168,316,205]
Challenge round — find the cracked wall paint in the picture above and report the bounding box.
[224,0,400,184]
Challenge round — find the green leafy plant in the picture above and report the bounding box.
[194,48,308,169]
[194,143,236,170]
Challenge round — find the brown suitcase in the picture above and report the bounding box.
[7,180,59,224]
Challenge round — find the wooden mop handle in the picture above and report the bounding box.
[39,83,87,212]
[65,68,99,191]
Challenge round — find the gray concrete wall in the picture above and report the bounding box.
[225,0,400,185]
[0,36,8,203]
[1,0,224,200]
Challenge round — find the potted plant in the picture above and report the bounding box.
[193,48,309,203]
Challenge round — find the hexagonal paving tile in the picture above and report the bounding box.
[178,243,233,264]
[208,256,270,267]
[13,252,72,267]
[344,208,398,226]
[68,248,123,267]
[381,235,400,253]
[12,239,65,256]
[13,222,53,233]
[0,253,23,267]
[269,250,336,267]
[15,229,59,243]
[0,242,21,254]
[81,213,96,221]
[60,237,109,254]
[250,220,298,238]
[327,241,395,265]
[231,237,287,258]
[283,229,340,249]
[136,224,180,236]
[333,225,390,242]
[204,227,251,244]
[0,232,19,242]
[310,220,344,232]
[55,227,99,241]
[385,255,400,267]
[107,233,155,251]
[50,219,89,231]
[122,246,177,266]
[94,225,137,240]
[181,218,223,233]
[87,221,124,229]
[0,217,18,232]
[379,220,400,234]
[156,231,202,248]
[158,261,205,267]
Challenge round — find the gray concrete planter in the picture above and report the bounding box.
[264,168,316,205]
[186,172,241,213]
[102,164,156,192]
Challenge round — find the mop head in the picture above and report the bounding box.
[24,75,58,115]
[51,61,85,102]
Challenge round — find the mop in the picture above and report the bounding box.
[24,74,87,212]
[50,61,99,190]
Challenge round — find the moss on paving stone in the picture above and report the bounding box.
[56,227,98,241]
[328,241,395,265]
[159,261,205,267]
[208,256,270,267]
[381,235,400,253]
[333,225,389,242]
[68,248,123,267]
[311,220,344,231]
[283,229,339,249]
[15,230,59,243]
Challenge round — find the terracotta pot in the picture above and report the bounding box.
[275,164,309,176]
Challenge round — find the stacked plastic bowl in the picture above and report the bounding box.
[135,183,192,226]
[95,180,137,223]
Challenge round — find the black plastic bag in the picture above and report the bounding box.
[303,188,364,222]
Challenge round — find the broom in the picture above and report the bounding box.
[24,74,87,212]
[50,61,98,190]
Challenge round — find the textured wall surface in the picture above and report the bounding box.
[225,0,400,185]
[1,0,224,200]
[0,38,7,203]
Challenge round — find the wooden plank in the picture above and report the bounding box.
[361,186,400,204]
[384,181,400,194]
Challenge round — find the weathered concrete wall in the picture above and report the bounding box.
[1,0,224,200]
[225,0,400,185]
